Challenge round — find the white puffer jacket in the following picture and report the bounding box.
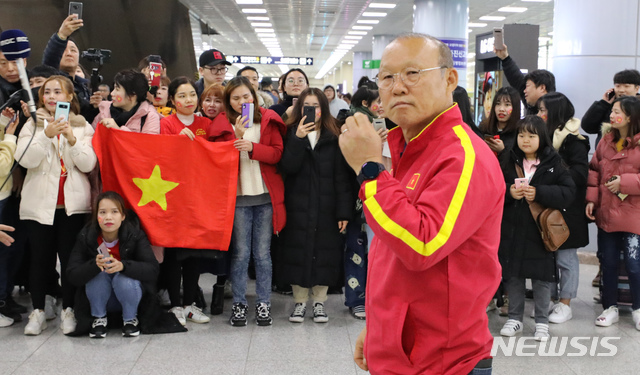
[16,108,97,225]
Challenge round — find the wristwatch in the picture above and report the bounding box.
[357,161,385,185]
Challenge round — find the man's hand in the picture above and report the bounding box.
[58,15,83,40]
[493,45,509,60]
[354,327,368,371]
[603,89,615,104]
[339,113,383,174]
[0,225,15,246]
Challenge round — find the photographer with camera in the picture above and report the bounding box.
[42,14,101,123]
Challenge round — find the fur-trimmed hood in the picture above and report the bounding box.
[34,107,87,128]
[600,122,640,145]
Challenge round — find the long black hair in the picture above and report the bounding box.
[482,86,521,135]
[538,92,575,132]
[287,88,340,136]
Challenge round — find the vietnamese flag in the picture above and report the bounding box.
[92,125,239,250]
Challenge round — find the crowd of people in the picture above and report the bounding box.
[0,14,639,373]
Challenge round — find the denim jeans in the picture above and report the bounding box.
[230,203,273,305]
[551,248,580,300]
[598,229,640,310]
[344,221,368,308]
[86,271,142,321]
[469,367,492,375]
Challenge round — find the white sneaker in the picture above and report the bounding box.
[313,302,329,323]
[169,306,186,326]
[60,307,77,335]
[184,303,210,324]
[632,309,640,331]
[534,323,550,341]
[595,306,619,327]
[0,312,14,327]
[24,309,47,335]
[549,302,572,324]
[500,319,523,337]
[486,299,497,313]
[44,295,57,321]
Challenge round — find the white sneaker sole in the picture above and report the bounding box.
[549,313,572,324]
[595,315,619,327]
[24,321,47,336]
[313,317,329,323]
[289,316,304,323]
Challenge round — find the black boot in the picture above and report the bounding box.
[211,284,225,315]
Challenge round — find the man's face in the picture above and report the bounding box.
[199,63,227,86]
[240,69,259,91]
[523,79,546,107]
[0,52,24,84]
[98,85,110,99]
[614,83,640,98]
[324,88,335,101]
[60,41,79,74]
[378,38,457,130]
[30,76,47,89]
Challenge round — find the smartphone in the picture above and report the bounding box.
[54,102,70,122]
[514,178,529,189]
[149,62,162,87]
[303,106,316,124]
[607,176,618,183]
[97,242,109,257]
[608,90,616,100]
[484,134,500,141]
[493,28,505,50]
[69,2,83,19]
[373,118,386,131]
[241,102,254,128]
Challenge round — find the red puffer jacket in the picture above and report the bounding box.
[586,124,640,235]
[208,107,286,233]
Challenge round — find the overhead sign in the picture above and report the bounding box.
[363,59,380,69]
[441,39,467,69]
[227,55,314,66]
[475,32,497,60]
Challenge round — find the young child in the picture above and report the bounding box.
[17,75,97,336]
[153,76,175,117]
[160,76,212,326]
[498,115,575,341]
[67,191,159,338]
[587,96,640,330]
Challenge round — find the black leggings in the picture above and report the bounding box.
[164,249,200,307]
[25,211,87,310]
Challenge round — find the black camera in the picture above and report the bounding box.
[81,48,112,93]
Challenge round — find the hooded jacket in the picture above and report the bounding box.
[16,108,96,225]
[208,107,287,233]
[587,124,640,235]
[92,101,161,134]
[361,104,504,374]
[552,118,590,249]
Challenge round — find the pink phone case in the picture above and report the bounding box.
[514,178,528,188]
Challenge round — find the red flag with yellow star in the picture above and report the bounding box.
[92,125,239,250]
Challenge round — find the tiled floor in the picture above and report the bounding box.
[1,264,638,375]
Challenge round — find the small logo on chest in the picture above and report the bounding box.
[406,173,420,190]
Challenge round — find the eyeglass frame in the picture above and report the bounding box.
[203,65,228,75]
[375,66,447,90]
[286,78,307,86]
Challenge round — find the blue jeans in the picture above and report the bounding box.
[469,367,492,375]
[86,271,142,321]
[344,221,368,307]
[598,229,640,310]
[230,204,273,305]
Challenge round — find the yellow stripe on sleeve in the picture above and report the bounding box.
[363,125,475,256]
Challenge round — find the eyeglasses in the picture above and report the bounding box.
[375,66,447,90]
[205,66,228,75]
[286,78,307,86]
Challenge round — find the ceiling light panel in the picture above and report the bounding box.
[479,16,506,21]
[467,22,488,27]
[344,36,363,40]
[242,8,267,14]
[369,3,396,8]
[246,16,269,21]
[348,31,368,35]
[235,0,263,4]
[357,20,379,24]
[362,12,387,17]
[498,7,527,13]
[254,28,275,33]
[353,26,373,30]
[251,22,272,27]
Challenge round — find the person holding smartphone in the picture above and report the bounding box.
[67,191,159,338]
[480,86,521,155]
[277,88,353,323]
[17,75,97,336]
[208,76,286,327]
[586,96,640,331]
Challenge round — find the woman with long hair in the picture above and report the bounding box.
[209,76,286,327]
[480,86,521,155]
[17,75,97,336]
[537,92,590,324]
[587,96,640,330]
[278,87,353,323]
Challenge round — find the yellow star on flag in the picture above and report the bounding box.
[132,165,179,211]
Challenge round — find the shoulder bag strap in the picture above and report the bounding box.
[515,164,545,219]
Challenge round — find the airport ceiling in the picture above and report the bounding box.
[179,0,554,79]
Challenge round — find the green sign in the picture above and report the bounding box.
[363,59,380,69]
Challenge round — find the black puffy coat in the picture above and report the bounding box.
[67,215,185,335]
[276,125,354,288]
[555,131,590,249]
[499,147,576,282]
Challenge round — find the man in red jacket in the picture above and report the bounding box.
[339,33,505,375]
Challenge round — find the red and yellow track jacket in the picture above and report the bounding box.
[361,104,504,375]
